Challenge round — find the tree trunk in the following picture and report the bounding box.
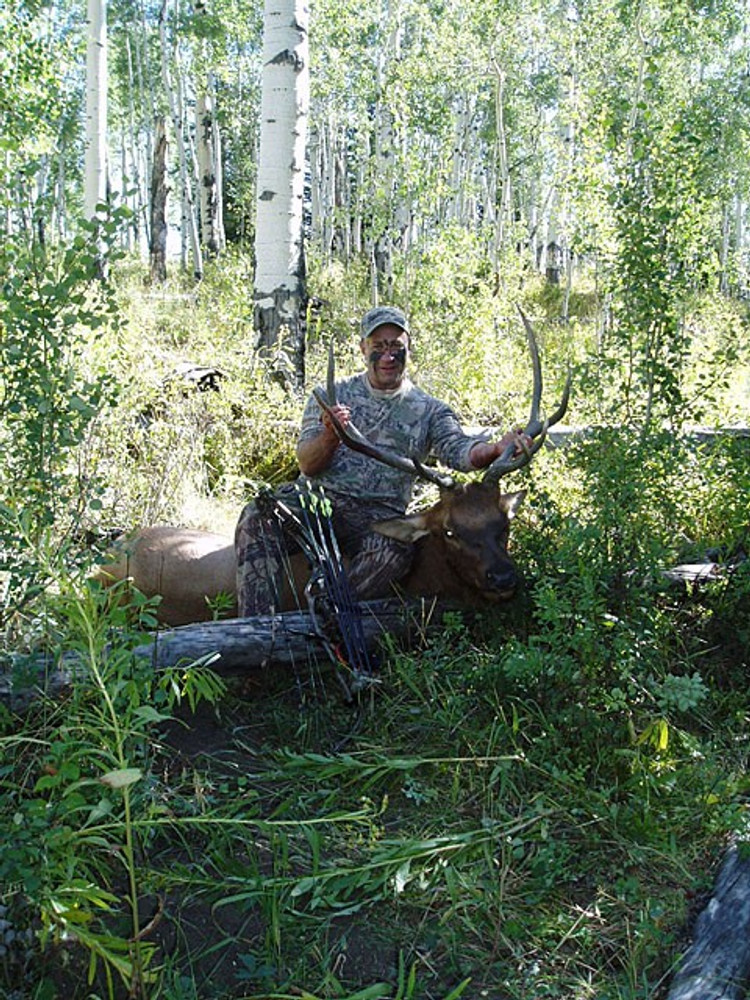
[149,116,169,284]
[196,74,226,256]
[253,0,310,389]
[132,20,157,251]
[178,65,204,279]
[667,843,750,1000]
[370,49,395,301]
[160,0,203,281]
[84,0,107,220]
[119,139,131,250]
[492,60,512,279]
[54,148,67,240]
[309,124,327,255]
[124,34,145,253]
[734,194,745,297]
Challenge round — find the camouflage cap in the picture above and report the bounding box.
[360,306,410,339]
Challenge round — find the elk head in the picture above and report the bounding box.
[371,482,528,601]
[314,308,570,603]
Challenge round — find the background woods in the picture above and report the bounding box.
[4,0,750,307]
[1,1,750,998]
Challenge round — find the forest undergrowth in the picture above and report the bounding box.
[1,250,750,1000]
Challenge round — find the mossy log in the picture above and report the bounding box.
[668,843,750,1000]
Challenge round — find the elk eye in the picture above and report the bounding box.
[444,528,455,539]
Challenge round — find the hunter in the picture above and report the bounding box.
[235,305,526,615]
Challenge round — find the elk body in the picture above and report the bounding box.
[96,526,237,626]
[95,485,528,626]
[96,311,569,626]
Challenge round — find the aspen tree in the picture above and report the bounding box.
[159,0,203,280]
[196,74,226,256]
[254,0,310,387]
[84,0,107,220]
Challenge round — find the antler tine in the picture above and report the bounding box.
[518,305,544,437]
[546,372,572,429]
[519,306,572,436]
[483,420,549,482]
[313,342,455,490]
[482,308,571,484]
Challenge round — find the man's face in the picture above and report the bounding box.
[361,323,410,391]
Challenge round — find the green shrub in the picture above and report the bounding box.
[0,213,124,615]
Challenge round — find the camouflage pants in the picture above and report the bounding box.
[234,483,414,616]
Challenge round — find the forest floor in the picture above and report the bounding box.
[33,577,748,1000]
[45,661,462,998]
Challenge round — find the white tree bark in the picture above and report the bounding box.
[368,13,397,302]
[159,0,203,280]
[254,0,310,386]
[124,34,146,253]
[54,149,67,240]
[132,18,157,250]
[735,194,746,296]
[309,118,345,260]
[84,0,107,220]
[308,124,324,250]
[149,116,169,283]
[196,73,226,255]
[492,60,512,274]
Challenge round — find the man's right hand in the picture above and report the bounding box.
[321,404,351,436]
[298,404,353,476]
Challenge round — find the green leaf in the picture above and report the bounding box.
[99,767,142,789]
[133,705,172,724]
[87,798,113,823]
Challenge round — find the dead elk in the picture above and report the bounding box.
[95,311,569,625]
[313,307,570,604]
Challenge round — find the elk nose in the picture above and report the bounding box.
[487,567,517,592]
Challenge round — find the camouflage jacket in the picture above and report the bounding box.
[297,373,485,512]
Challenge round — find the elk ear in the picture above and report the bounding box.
[498,490,527,519]
[372,512,431,542]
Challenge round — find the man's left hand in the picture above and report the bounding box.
[499,428,534,456]
[470,430,533,470]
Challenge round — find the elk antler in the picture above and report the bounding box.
[312,342,456,489]
[482,307,571,484]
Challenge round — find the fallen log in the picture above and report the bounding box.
[463,424,750,449]
[131,600,431,672]
[1,599,443,712]
[663,562,731,586]
[667,842,750,1000]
